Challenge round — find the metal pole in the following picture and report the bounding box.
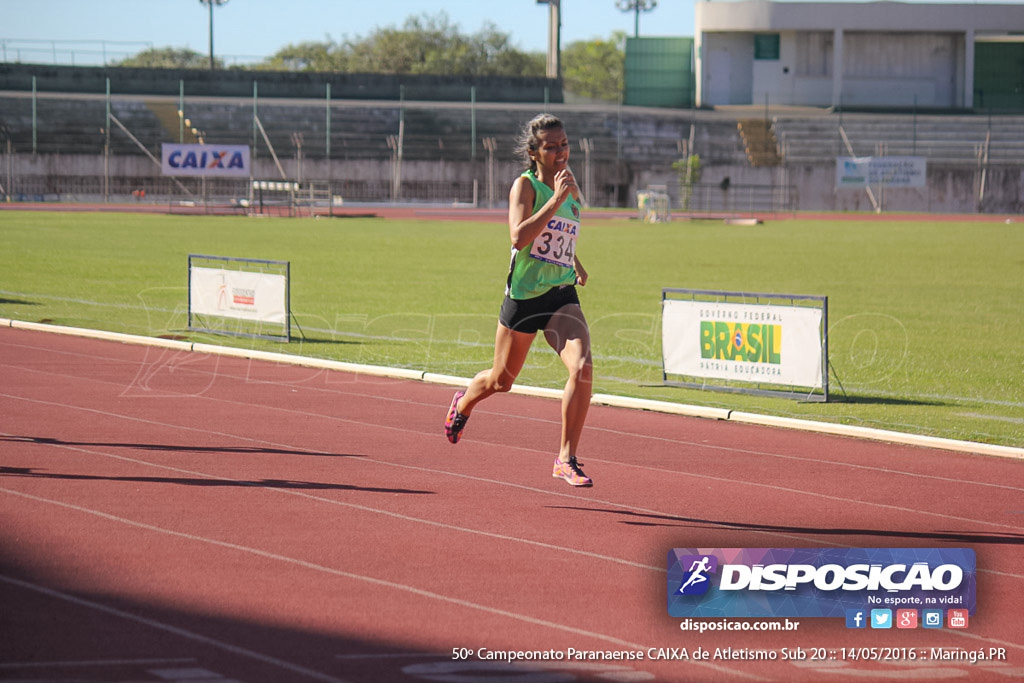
[104,77,110,202]
[5,138,13,202]
[31,76,37,154]
[208,0,215,70]
[550,0,561,79]
[397,85,404,201]
[325,83,331,162]
[537,0,561,79]
[326,82,332,216]
[470,86,476,161]
[252,81,258,159]
[912,96,917,155]
[483,137,496,207]
[179,80,185,143]
[292,133,303,184]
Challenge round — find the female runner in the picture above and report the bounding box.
[444,113,593,487]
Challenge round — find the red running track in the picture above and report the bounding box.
[1,325,1022,683]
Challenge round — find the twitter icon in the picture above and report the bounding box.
[871,609,893,629]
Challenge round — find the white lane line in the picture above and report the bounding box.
[0,432,661,572]
[0,573,350,683]
[0,488,768,682]
[3,388,1023,568]
[0,658,196,669]
[3,353,1022,495]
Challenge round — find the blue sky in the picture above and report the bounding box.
[1,0,694,65]
[3,0,1013,67]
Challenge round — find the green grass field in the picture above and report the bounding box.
[1,209,1022,449]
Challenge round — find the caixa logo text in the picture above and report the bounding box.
[166,149,247,170]
[161,143,251,177]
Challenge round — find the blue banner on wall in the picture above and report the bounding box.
[161,143,251,178]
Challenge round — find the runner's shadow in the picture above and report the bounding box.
[1,435,358,458]
[832,394,946,407]
[546,506,1024,545]
[0,467,433,495]
[289,336,364,346]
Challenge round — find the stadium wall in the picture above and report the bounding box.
[2,78,1021,213]
[0,63,563,103]
[4,152,1022,214]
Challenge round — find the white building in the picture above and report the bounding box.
[694,1,1024,109]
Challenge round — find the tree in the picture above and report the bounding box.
[561,33,626,101]
[672,154,702,210]
[259,39,346,72]
[467,24,545,77]
[113,47,218,69]
[258,12,544,77]
[117,12,545,77]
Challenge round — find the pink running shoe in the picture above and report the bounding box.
[445,390,468,444]
[553,456,593,487]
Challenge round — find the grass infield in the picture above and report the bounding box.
[1,209,1021,449]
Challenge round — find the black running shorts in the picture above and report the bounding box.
[498,285,581,335]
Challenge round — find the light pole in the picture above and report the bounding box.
[199,0,229,70]
[615,0,657,38]
[535,0,561,79]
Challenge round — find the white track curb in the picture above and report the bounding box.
[3,317,1022,461]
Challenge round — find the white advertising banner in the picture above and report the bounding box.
[662,299,824,389]
[189,266,287,325]
[836,156,926,188]
[161,143,251,177]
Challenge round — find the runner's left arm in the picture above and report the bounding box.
[574,255,588,287]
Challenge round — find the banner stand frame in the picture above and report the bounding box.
[188,254,292,343]
[661,288,830,402]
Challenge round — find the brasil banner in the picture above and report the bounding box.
[661,298,824,390]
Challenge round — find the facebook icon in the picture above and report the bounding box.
[846,609,867,629]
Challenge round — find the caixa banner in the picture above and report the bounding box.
[668,548,975,618]
[161,143,251,177]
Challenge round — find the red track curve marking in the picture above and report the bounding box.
[2,385,1019,548]
[2,325,1023,683]
[1,362,1019,544]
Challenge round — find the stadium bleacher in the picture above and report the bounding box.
[1,86,1022,211]
[775,112,1024,165]
[0,92,749,165]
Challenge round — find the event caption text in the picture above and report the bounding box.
[451,647,1007,663]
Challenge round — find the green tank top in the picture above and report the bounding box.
[506,169,581,300]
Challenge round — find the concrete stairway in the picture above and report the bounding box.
[737,119,781,167]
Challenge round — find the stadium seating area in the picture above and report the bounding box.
[775,112,1024,165]
[0,92,750,166]
[2,87,1022,211]
[5,90,1022,168]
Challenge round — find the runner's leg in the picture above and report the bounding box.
[543,304,592,461]
[458,323,535,416]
